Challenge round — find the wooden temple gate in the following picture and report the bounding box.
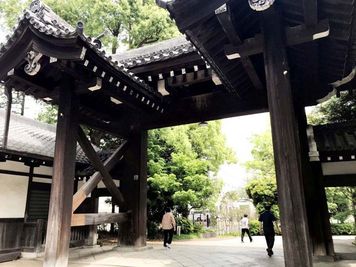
[0,0,355,266]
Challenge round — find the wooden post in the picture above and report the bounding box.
[43,83,78,267]
[295,103,335,257]
[261,8,313,267]
[310,162,335,256]
[119,131,147,247]
[85,197,99,246]
[2,86,12,148]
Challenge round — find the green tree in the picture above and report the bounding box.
[245,131,275,180]
[245,177,278,214]
[244,130,279,214]
[308,93,356,125]
[147,122,235,231]
[0,0,179,53]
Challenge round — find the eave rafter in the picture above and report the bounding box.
[215,3,263,91]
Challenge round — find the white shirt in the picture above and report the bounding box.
[240,217,249,229]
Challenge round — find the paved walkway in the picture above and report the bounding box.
[1,236,355,267]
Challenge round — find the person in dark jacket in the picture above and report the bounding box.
[259,205,277,257]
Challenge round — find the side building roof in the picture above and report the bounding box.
[113,36,196,68]
[308,121,356,162]
[0,110,89,164]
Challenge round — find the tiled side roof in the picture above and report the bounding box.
[0,110,89,163]
[0,0,159,98]
[113,36,196,68]
[313,122,356,152]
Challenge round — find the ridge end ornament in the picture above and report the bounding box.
[248,0,275,11]
[24,50,43,76]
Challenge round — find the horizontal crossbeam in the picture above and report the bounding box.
[71,212,128,226]
[225,20,329,59]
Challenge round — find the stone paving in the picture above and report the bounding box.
[1,236,355,267]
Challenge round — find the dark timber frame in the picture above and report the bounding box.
[0,0,356,266]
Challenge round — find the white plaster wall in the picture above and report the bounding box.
[33,165,53,176]
[0,161,29,218]
[322,161,356,175]
[0,160,30,172]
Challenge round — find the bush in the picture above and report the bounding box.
[249,220,260,235]
[193,222,205,233]
[331,223,355,235]
[176,217,194,234]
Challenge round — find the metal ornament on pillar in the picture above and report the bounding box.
[248,0,275,11]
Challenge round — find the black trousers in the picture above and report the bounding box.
[264,233,275,250]
[163,228,174,246]
[241,228,252,241]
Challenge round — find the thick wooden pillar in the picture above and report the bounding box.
[309,162,335,256]
[295,104,335,257]
[119,131,147,247]
[43,84,78,267]
[261,8,313,267]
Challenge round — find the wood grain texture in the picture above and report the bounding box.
[119,132,147,247]
[43,80,79,267]
[71,213,128,227]
[261,7,313,267]
[76,127,126,209]
[72,139,128,212]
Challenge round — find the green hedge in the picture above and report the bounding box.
[330,223,355,235]
[249,220,260,235]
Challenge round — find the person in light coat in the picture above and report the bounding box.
[161,207,176,248]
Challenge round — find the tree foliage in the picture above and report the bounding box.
[244,130,279,214]
[308,93,356,230]
[147,122,235,227]
[308,93,356,125]
[0,0,179,53]
[245,131,275,180]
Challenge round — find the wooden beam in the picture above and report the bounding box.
[2,86,12,148]
[261,8,312,267]
[43,81,79,267]
[130,53,202,75]
[303,0,318,27]
[71,213,128,227]
[77,127,126,208]
[141,91,268,129]
[324,174,356,187]
[225,19,329,59]
[72,140,129,212]
[215,3,263,91]
[166,0,228,31]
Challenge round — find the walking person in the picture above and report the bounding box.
[240,214,252,243]
[161,207,176,249]
[259,205,277,257]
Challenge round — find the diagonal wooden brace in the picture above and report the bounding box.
[73,127,128,212]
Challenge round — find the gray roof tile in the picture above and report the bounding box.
[0,109,89,163]
[113,36,195,68]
